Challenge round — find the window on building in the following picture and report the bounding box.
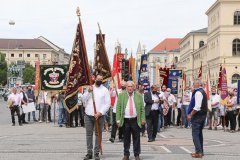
[11,54,14,57]
[19,54,22,57]
[27,54,30,57]
[232,39,240,56]
[174,57,178,63]
[199,41,204,48]
[35,54,38,58]
[234,11,240,25]
[232,74,240,84]
[43,54,46,59]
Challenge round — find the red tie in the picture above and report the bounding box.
[129,95,133,116]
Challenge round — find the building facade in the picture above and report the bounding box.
[148,38,181,85]
[179,0,240,87]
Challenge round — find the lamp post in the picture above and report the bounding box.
[7,20,15,88]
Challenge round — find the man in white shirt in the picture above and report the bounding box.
[208,86,220,130]
[8,87,22,126]
[82,74,110,160]
[162,88,176,127]
[187,79,208,158]
[109,81,126,143]
[144,85,160,142]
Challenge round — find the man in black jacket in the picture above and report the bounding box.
[26,85,37,122]
[144,85,160,142]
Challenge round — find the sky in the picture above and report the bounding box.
[0,0,215,61]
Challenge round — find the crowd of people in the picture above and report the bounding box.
[6,74,240,160]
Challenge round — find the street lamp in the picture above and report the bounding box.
[7,20,15,88]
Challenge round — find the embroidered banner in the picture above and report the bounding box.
[138,54,150,92]
[168,69,182,95]
[40,65,68,91]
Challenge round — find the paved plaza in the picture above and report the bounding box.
[0,98,240,160]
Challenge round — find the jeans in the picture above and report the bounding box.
[85,115,104,155]
[28,111,36,121]
[157,113,164,132]
[58,107,67,125]
[10,106,21,124]
[182,105,190,127]
[40,103,49,121]
[191,114,206,154]
[123,118,141,157]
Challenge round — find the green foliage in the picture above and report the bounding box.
[23,64,35,84]
[0,52,7,86]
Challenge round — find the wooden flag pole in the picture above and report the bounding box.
[97,22,118,96]
[77,8,103,155]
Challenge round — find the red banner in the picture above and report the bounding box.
[34,61,40,91]
[159,67,169,87]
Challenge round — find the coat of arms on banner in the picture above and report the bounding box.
[40,65,69,91]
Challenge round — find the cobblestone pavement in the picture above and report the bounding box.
[1,99,240,160]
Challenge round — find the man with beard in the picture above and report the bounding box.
[82,73,110,160]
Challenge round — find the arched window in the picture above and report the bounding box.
[234,11,240,25]
[199,41,204,48]
[232,39,240,56]
[174,56,178,63]
[232,74,240,84]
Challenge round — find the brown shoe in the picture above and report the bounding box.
[122,155,129,160]
[191,153,203,158]
[135,156,141,160]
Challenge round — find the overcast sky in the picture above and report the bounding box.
[0,0,215,61]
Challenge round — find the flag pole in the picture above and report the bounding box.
[77,8,103,155]
[97,22,118,96]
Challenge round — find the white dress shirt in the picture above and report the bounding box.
[111,89,122,113]
[83,85,110,116]
[193,91,203,111]
[124,92,137,118]
[151,93,159,110]
[211,94,220,109]
[8,93,21,106]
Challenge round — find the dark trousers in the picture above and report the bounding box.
[146,110,159,140]
[21,112,26,123]
[48,105,52,122]
[164,107,172,126]
[69,110,78,126]
[10,106,21,124]
[77,105,85,126]
[227,111,236,131]
[191,114,206,154]
[111,112,123,139]
[177,108,181,126]
[123,118,141,157]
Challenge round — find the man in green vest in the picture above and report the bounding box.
[116,81,145,160]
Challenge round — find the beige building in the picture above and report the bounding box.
[179,0,240,87]
[148,38,181,85]
[0,36,70,66]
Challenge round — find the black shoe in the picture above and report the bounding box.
[19,123,23,126]
[22,121,28,124]
[148,139,153,142]
[122,155,129,160]
[109,138,115,143]
[12,123,15,126]
[94,153,100,160]
[34,119,38,122]
[84,154,93,160]
[135,155,141,160]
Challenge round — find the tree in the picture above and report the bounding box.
[23,64,35,84]
[0,52,7,86]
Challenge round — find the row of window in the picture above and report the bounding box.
[9,53,47,59]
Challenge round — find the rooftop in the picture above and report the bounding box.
[0,38,52,50]
[149,38,181,53]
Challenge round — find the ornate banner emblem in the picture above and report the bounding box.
[40,65,68,91]
[168,69,182,95]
